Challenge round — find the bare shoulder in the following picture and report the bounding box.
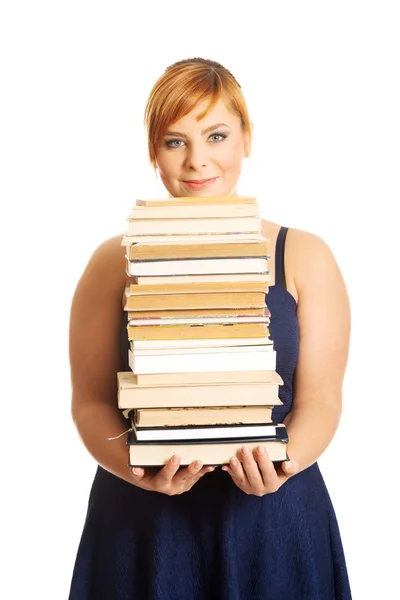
[69,234,127,408]
[79,233,126,285]
[285,227,347,296]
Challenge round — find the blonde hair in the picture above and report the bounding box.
[144,58,252,171]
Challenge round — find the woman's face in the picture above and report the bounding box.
[155,98,250,198]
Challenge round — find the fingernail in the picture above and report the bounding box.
[194,461,202,470]
[172,455,180,465]
[242,446,249,456]
[132,468,139,475]
[230,457,238,466]
[257,446,265,455]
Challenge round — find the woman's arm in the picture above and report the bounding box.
[69,235,135,484]
[283,228,351,472]
[70,235,215,491]
[222,229,351,493]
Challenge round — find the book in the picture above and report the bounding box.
[129,405,275,427]
[128,204,260,219]
[135,195,258,207]
[122,233,265,245]
[129,344,273,356]
[127,314,270,326]
[126,239,269,261]
[126,429,289,466]
[125,291,267,311]
[127,323,270,341]
[129,416,285,442]
[127,308,267,319]
[117,371,283,408]
[127,216,261,235]
[129,337,273,350]
[126,281,270,295]
[125,256,269,277]
[133,370,283,386]
[130,273,271,285]
[128,348,277,374]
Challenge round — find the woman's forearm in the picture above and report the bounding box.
[283,400,342,473]
[72,398,134,485]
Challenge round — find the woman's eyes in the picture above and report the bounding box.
[165,133,227,148]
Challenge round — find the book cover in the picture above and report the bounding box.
[130,405,275,427]
[126,323,270,341]
[129,417,285,442]
[133,370,282,386]
[131,273,271,285]
[125,291,267,311]
[128,348,277,374]
[135,195,257,207]
[126,281,270,295]
[127,216,261,235]
[126,433,288,466]
[117,371,283,409]
[128,204,259,219]
[127,239,269,260]
[125,256,269,277]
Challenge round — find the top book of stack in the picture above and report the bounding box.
[122,195,262,242]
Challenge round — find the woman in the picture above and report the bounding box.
[68,58,352,599]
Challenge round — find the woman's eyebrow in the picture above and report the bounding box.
[164,123,230,138]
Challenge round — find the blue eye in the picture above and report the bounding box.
[165,132,227,148]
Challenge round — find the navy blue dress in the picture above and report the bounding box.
[69,227,352,599]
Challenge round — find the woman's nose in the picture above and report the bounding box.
[185,144,207,170]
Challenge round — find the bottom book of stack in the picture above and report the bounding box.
[118,372,289,466]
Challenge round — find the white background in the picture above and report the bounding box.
[1,1,399,598]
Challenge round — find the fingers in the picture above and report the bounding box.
[253,446,276,486]
[281,460,299,476]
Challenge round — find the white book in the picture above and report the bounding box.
[128,315,269,326]
[128,348,277,374]
[127,216,261,235]
[126,257,268,277]
[130,344,273,356]
[128,204,259,219]
[121,233,264,246]
[130,337,273,350]
[133,273,271,285]
[133,422,281,441]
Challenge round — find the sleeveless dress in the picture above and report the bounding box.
[68,227,352,600]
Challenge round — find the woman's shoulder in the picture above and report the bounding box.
[75,233,128,298]
[261,219,340,302]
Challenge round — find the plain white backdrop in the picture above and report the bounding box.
[1,1,399,598]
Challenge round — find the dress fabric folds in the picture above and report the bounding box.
[68,226,352,600]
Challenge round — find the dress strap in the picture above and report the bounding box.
[274,226,289,289]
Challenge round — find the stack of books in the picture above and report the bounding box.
[117,195,289,467]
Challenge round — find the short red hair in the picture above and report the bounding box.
[144,58,253,171]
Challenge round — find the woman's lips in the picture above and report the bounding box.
[181,177,218,190]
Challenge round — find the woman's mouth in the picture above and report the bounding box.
[181,177,218,190]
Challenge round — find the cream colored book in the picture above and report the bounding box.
[121,233,265,245]
[125,291,267,311]
[130,405,276,427]
[131,273,271,285]
[127,431,288,466]
[126,238,269,260]
[127,323,270,341]
[135,195,258,207]
[117,371,283,408]
[134,369,282,386]
[128,204,259,219]
[127,216,261,235]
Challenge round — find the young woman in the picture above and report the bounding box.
[68,57,352,599]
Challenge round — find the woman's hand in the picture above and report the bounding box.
[221,445,299,496]
[130,454,215,495]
